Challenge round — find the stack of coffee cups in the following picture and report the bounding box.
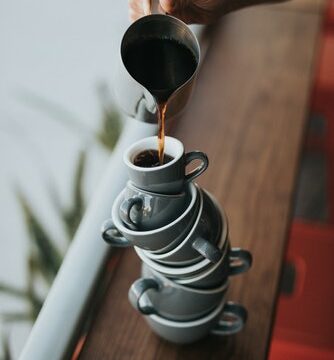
[102,136,252,344]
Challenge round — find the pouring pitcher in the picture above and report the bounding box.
[114,6,200,123]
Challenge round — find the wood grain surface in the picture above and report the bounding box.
[79,5,322,360]
[272,0,327,14]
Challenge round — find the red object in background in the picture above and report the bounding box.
[309,0,334,224]
[270,222,334,360]
[270,2,334,359]
[325,0,334,33]
[270,339,334,360]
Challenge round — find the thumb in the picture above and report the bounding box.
[159,0,191,23]
[159,0,176,14]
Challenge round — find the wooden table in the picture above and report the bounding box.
[78,2,323,359]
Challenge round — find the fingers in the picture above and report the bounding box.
[143,0,151,15]
[159,0,176,13]
[159,0,197,24]
[160,0,195,24]
[128,0,151,22]
[129,0,288,25]
[128,0,143,21]
[161,0,225,24]
[128,0,222,24]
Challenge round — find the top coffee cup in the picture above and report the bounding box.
[123,136,208,194]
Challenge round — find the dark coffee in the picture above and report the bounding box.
[123,37,198,165]
[133,149,174,168]
[122,38,197,102]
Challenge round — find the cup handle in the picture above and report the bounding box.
[228,248,253,276]
[211,301,247,336]
[128,278,160,315]
[101,219,131,247]
[192,237,223,263]
[119,196,143,230]
[185,151,209,182]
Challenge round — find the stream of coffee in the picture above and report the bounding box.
[123,37,197,165]
[157,102,167,164]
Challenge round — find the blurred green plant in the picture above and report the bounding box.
[1,333,11,360]
[18,83,122,152]
[0,83,123,358]
[61,150,87,239]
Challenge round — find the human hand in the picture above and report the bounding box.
[129,0,225,24]
[129,0,286,24]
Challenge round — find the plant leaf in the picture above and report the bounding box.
[27,250,51,287]
[0,283,28,299]
[62,150,86,238]
[0,264,45,322]
[0,312,33,323]
[95,83,122,151]
[17,91,93,136]
[16,191,63,278]
[26,253,47,310]
[1,332,12,360]
[73,151,86,221]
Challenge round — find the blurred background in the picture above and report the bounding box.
[0,1,129,357]
[1,0,334,359]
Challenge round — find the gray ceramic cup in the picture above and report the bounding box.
[123,136,208,194]
[119,181,188,231]
[129,264,229,321]
[145,298,247,344]
[175,245,252,289]
[141,189,224,265]
[101,182,200,252]
[134,229,229,278]
[136,239,252,289]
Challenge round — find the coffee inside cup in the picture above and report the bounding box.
[133,149,174,168]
